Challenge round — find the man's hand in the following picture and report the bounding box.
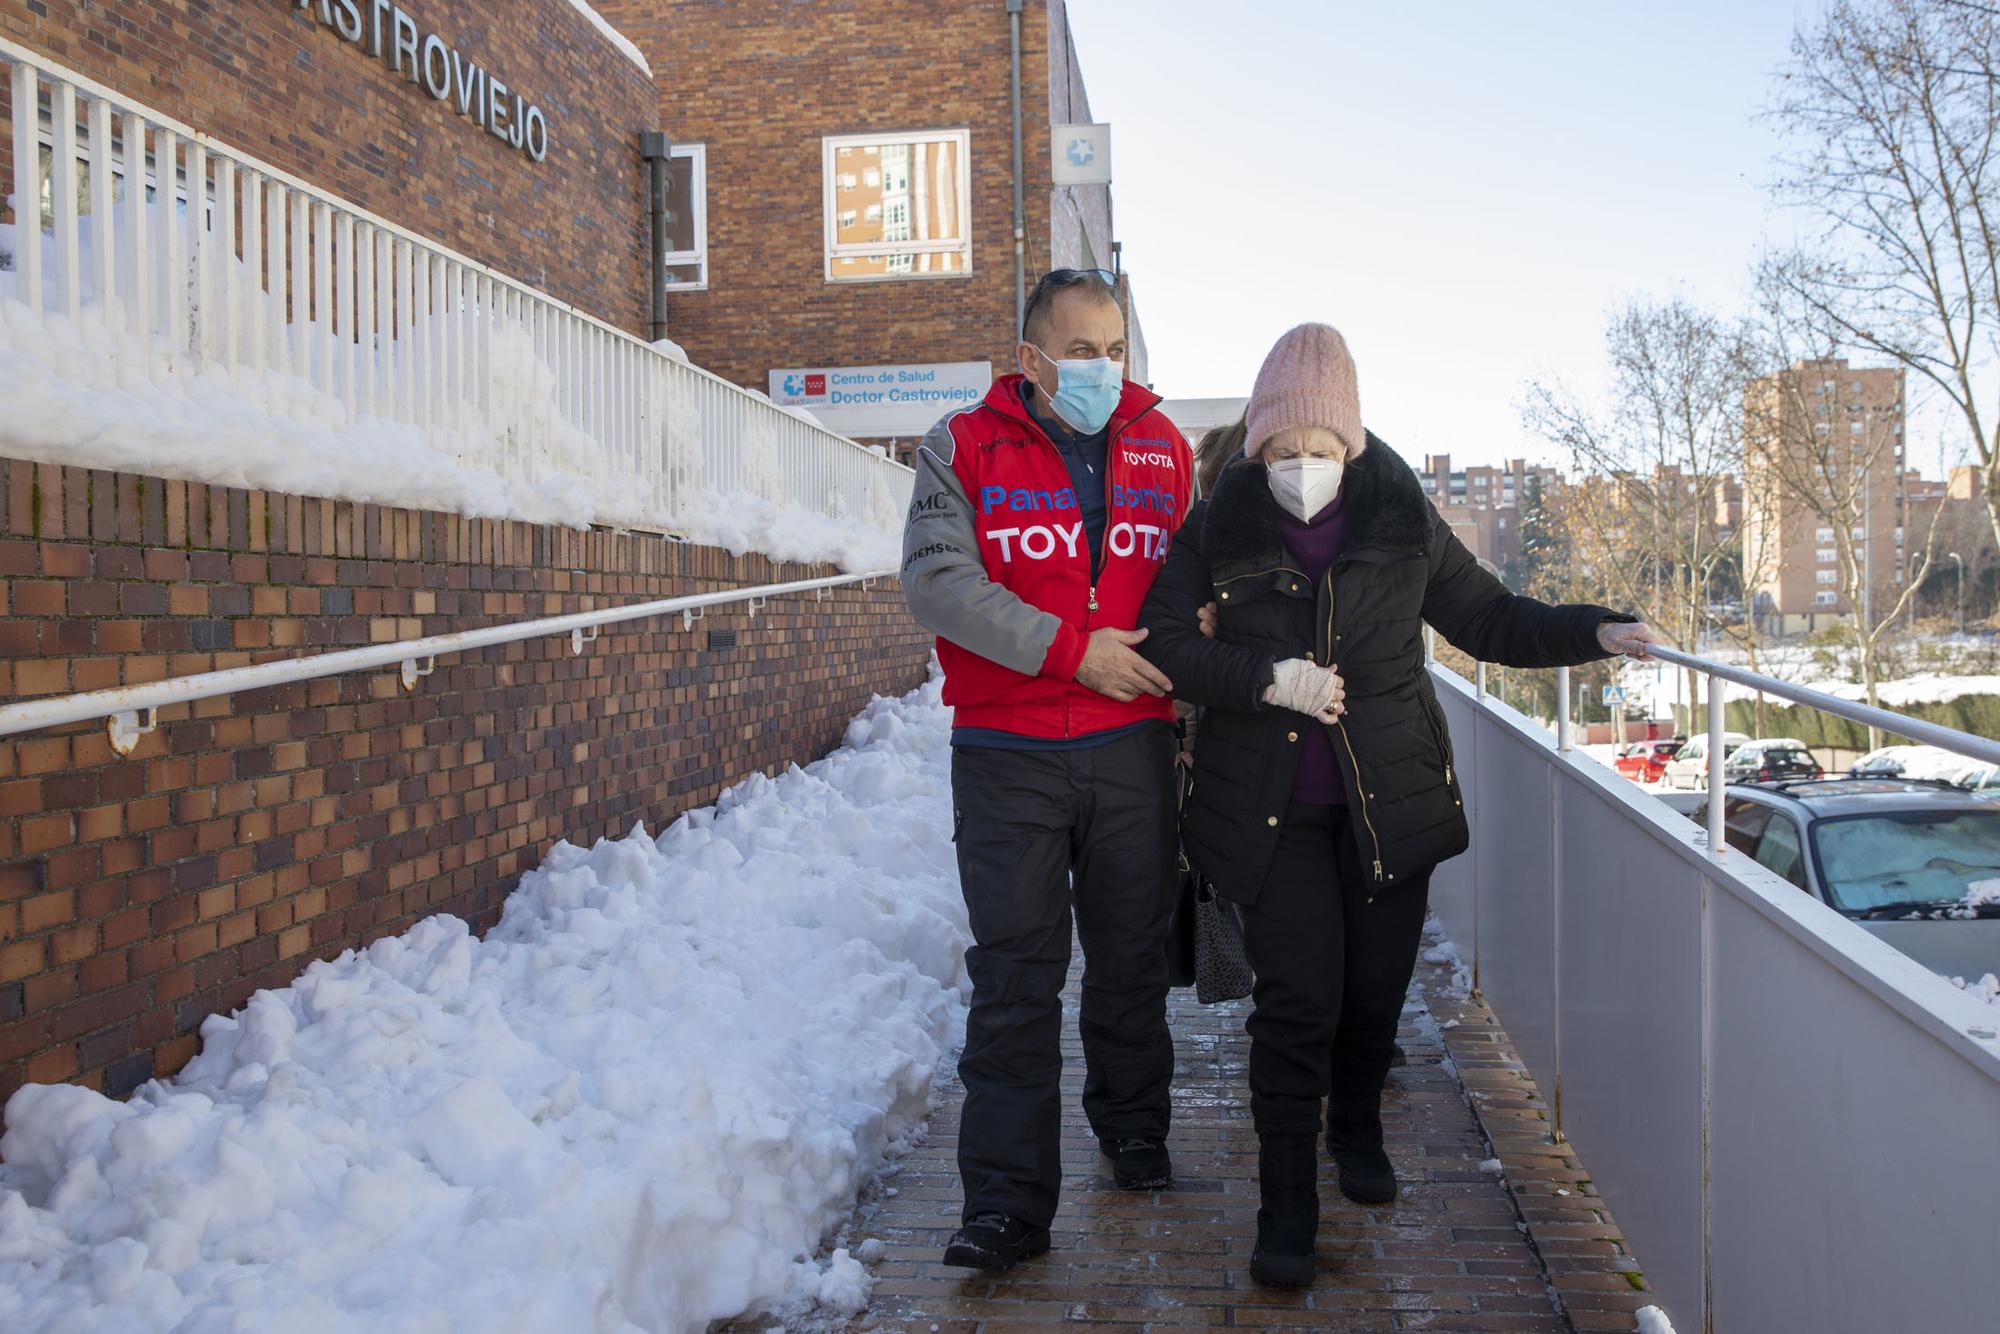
[1598,620,1668,661]
[1075,627,1173,702]
[1198,601,1219,639]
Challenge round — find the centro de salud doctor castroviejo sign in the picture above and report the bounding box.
[291,1,551,163]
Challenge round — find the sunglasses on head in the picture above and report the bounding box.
[1022,267,1118,338]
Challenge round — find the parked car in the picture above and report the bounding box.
[1661,732,1752,789]
[1691,780,2000,983]
[1846,744,1967,781]
[1615,738,1684,785]
[1722,738,1824,784]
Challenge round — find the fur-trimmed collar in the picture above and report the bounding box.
[1202,432,1434,577]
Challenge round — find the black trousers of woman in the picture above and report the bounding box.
[1237,803,1432,1139]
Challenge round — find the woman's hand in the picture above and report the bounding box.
[1198,601,1218,639]
[1598,619,1667,660]
[1263,658,1346,722]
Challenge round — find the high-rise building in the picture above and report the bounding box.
[1417,454,1561,572]
[1742,358,1907,637]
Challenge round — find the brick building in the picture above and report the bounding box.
[1416,454,1560,573]
[595,0,1147,464]
[0,3,939,1106]
[1743,358,1909,637]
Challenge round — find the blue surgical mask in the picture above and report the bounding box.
[1033,348,1123,434]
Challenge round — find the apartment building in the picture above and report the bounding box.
[1417,454,1560,572]
[1743,358,1908,637]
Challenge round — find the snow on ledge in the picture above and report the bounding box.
[562,0,653,76]
[0,675,968,1332]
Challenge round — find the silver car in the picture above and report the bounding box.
[1694,779,2000,984]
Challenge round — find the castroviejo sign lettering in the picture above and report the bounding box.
[292,1,550,163]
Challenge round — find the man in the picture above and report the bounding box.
[901,269,1194,1271]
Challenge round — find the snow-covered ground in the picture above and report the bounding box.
[1615,644,2000,721]
[0,677,968,1333]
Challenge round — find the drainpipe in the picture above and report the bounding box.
[640,132,673,342]
[1006,0,1027,336]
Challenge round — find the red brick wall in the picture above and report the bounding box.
[595,0,1061,390]
[0,458,931,1114]
[0,0,656,334]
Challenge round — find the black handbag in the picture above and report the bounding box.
[1168,759,1254,1004]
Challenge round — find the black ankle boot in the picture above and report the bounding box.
[1250,1133,1319,1287]
[1326,1101,1397,1205]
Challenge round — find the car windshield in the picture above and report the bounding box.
[1764,748,1814,766]
[1811,810,2000,913]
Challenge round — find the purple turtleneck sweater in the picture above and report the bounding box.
[1276,488,1350,805]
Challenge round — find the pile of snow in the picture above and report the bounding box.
[1635,1306,1677,1334]
[0,220,904,575]
[1419,928,1472,999]
[0,676,968,1333]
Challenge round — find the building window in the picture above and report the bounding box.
[661,143,709,291]
[1817,548,1836,563]
[1816,591,1839,606]
[1817,569,1839,585]
[1815,527,1835,542]
[822,128,972,282]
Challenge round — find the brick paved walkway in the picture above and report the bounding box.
[732,926,1659,1332]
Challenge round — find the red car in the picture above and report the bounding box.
[1615,739,1684,785]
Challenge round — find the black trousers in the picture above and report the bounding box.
[950,724,1178,1227]
[1238,803,1432,1138]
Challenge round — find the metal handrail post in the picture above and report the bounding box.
[1707,668,1726,856]
[1556,665,1572,751]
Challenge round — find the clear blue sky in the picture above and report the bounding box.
[1067,0,1824,470]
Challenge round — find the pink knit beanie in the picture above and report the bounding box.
[1244,322,1362,457]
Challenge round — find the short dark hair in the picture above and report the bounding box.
[1022,268,1120,346]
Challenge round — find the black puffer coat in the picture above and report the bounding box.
[1139,437,1628,903]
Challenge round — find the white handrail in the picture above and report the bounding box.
[1646,644,2000,767]
[0,570,892,749]
[0,37,912,542]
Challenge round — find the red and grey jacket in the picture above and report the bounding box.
[901,374,1193,739]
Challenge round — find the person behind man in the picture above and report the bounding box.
[901,269,1195,1272]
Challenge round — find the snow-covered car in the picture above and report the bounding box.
[1661,732,1751,789]
[1721,738,1824,784]
[1614,738,1682,784]
[1845,744,1969,782]
[1694,779,2000,983]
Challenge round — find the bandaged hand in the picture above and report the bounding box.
[1262,658,1345,722]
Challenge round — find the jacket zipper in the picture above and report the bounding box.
[1324,571,1386,882]
[1420,688,1458,794]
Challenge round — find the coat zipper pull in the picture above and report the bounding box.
[1373,859,1385,881]
[1088,584,1099,612]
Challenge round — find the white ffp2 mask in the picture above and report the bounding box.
[1267,458,1345,521]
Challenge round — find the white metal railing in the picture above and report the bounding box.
[0,39,910,539]
[0,570,891,753]
[1429,652,2000,1334]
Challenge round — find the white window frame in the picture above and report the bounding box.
[1816,569,1839,585]
[821,127,973,282]
[662,143,709,292]
[1815,527,1835,542]
[1815,591,1839,606]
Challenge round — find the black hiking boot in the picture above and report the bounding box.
[1249,1133,1319,1288]
[1102,1137,1172,1190]
[941,1212,1051,1271]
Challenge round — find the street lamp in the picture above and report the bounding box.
[1949,551,1965,635]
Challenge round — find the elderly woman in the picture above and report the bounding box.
[1138,323,1661,1287]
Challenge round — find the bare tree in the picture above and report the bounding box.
[1762,0,2000,553]
[1522,298,1758,723]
